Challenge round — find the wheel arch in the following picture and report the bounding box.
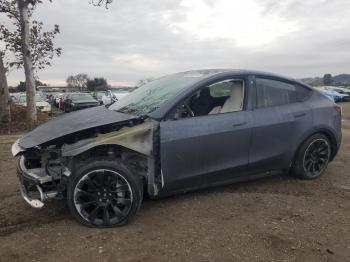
[61,121,161,198]
[293,128,338,167]
[71,143,148,176]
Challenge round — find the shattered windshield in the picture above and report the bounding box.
[109,71,218,116]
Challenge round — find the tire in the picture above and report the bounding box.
[292,133,331,179]
[67,159,143,227]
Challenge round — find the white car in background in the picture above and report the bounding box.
[92,89,131,105]
[54,93,63,107]
[92,91,113,105]
[16,93,52,112]
[10,93,22,102]
[110,88,130,101]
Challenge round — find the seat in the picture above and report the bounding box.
[190,88,215,116]
[220,83,244,113]
[209,82,244,114]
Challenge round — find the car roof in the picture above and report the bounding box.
[175,69,298,82]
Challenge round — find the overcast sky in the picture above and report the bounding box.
[3,0,350,86]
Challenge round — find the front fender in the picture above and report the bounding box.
[61,121,154,157]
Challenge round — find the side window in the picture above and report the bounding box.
[256,78,297,108]
[209,81,234,97]
[295,84,311,101]
[171,79,245,120]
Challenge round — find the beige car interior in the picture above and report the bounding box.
[209,80,244,114]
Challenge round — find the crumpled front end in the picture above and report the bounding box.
[13,140,71,208]
[11,118,161,209]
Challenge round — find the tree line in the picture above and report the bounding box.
[66,73,109,91]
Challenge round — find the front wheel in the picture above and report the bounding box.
[292,134,331,179]
[67,160,143,227]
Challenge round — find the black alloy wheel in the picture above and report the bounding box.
[302,138,330,177]
[67,160,143,227]
[292,133,331,179]
[74,169,133,226]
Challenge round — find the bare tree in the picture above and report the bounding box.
[323,74,333,86]
[0,51,10,123]
[90,0,113,9]
[18,0,37,122]
[66,73,89,91]
[0,0,60,123]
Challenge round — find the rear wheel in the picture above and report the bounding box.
[292,134,331,179]
[67,160,143,227]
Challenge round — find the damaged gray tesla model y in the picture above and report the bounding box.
[12,69,342,227]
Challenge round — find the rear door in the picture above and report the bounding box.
[249,77,312,172]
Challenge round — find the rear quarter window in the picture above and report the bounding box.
[295,84,312,101]
[256,78,297,108]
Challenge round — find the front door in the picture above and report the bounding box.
[159,77,253,194]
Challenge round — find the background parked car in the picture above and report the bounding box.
[110,88,130,101]
[59,93,72,110]
[317,87,343,102]
[325,86,350,97]
[46,92,59,105]
[15,93,51,112]
[10,93,22,102]
[317,86,350,101]
[92,91,113,105]
[92,89,131,105]
[64,93,99,112]
[54,93,63,107]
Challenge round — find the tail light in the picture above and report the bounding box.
[335,105,342,116]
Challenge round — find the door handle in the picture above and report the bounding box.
[293,112,306,118]
[232,121,247,127]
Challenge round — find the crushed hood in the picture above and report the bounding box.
[18,106,136,149]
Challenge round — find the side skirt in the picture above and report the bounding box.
[154,169,285,199]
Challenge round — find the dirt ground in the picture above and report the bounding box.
[1,104,350,262]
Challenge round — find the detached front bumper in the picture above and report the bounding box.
[16,156,58,208]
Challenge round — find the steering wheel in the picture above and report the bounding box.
[183,102,195,117]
